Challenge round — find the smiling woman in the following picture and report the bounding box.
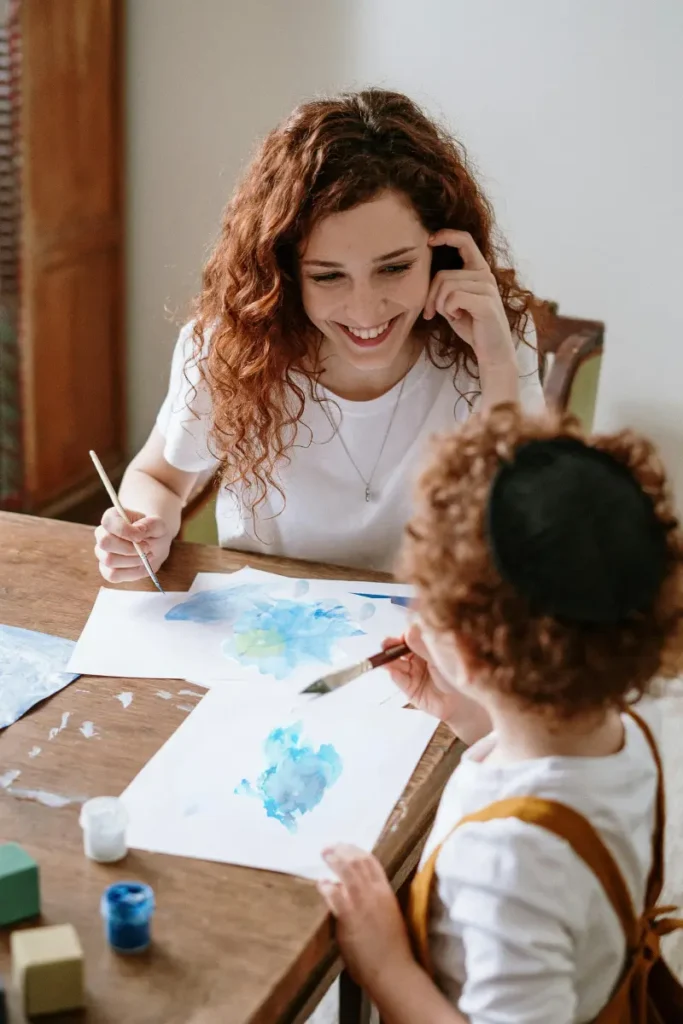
[94,89,545,577]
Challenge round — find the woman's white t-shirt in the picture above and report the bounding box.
[157,322,545,571]
[421,707,660,1024]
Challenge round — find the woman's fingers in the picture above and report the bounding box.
[425,277,497,322]
[428,229,489,272]
[435,288,491,326]
[99,564,149,584]
[100,506,144,541]
[94,525,136,556]
[95,548,139,569]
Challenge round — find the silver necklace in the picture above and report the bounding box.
[317,374,408,503]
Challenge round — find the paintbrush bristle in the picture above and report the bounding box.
[301,662,365,696]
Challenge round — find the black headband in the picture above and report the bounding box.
[486,437,668,624]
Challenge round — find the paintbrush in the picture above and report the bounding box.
[89,450,165,595]
[302,641,410,696]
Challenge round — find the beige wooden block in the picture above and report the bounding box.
[11,923,84,1016]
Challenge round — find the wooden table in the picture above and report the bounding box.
[0,513,464,1024]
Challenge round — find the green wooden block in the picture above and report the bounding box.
[0,843,40,927]
[11,924,84,1016]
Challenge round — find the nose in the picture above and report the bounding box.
[345,280,387,328]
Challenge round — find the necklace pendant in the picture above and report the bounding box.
[365,486,371,503]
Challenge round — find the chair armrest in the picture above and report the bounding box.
[543,328,603,411]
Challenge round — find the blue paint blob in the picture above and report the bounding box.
[222,598,364,679]
[235,721,343,833]
[0,624,79,729]
[101,881,155,954]
[166,586,366,680]
[165,583,265,624]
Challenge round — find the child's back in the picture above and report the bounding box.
[422,708,659,1021]
[320,406,683,1024]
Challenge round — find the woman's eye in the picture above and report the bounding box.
[380,262,414,275]
[310,272,343,283]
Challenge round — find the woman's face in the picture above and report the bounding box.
[299,191,432,374]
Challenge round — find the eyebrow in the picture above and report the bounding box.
[301,246,418,268]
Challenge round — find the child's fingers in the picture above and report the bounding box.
[405,621,431,661]
[323,845,374,897]
[317,880,348,917]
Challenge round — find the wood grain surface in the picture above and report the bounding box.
[0,513,464,1023]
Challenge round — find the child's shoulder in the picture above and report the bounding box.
[432,708,659,913]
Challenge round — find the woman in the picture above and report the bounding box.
[94,89,545,578]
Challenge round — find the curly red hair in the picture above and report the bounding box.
[191,89,536,507]
[400,405,683,718]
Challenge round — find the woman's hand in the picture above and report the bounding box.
[385,622,492,745]
[94,507,173,584]
[319,844,414,992]
[425,229,516,366]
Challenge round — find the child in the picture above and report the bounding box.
[318,404,683,1023]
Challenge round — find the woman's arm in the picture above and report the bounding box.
[119,426,199,540]
[94,426,199,583]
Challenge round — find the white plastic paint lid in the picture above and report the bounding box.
[80,797,128,862]
[80,796,128,831]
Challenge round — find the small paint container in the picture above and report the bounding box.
[101,881,155,954]
[79,796,128,863]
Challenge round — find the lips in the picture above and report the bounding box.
[335,315,401,348]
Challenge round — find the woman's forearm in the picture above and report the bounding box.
[479,356,520,411]
[118,467,185,539]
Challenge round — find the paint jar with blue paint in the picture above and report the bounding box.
[101,882,155,954]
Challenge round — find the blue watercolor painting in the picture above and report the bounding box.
[166,584,372,680]
[235,721,343,833]
[0,624,79,729]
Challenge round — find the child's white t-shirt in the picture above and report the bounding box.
[156,322,545,572]
[421,708,660,1024]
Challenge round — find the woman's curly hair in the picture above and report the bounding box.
[191,88,536,508]
[399,405,683,718]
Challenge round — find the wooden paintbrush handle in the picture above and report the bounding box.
[369,642,410,670]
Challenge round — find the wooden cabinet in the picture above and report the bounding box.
[15,0,125,517]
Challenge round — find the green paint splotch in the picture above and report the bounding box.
[235,721,343,833]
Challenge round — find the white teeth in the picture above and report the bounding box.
[345,320,391,340]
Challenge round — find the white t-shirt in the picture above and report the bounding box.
[421,707,660,1024]
[157,322,545,571]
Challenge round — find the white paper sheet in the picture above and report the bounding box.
[189,567,415,607]
[121,687,437,878]
[68,578,408,696]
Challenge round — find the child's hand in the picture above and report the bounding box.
[385,621,460,719]
[385,622,492,744]
[318,844,414,991]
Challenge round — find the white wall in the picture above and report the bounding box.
[127,1,683,496]
[125,0,360,450]
[350,0,683,493]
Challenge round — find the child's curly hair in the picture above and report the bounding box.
[400,405,683,718]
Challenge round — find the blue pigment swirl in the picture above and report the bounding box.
[235,722,343,833]
[166,586,367,679]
